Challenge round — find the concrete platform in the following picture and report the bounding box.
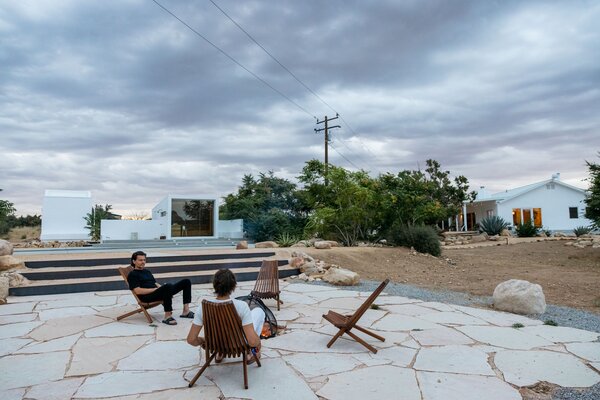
[0,281,599,399]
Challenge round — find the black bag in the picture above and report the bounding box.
[235,294,278,339]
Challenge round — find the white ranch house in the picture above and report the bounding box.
[464,173,591,232]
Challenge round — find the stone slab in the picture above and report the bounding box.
[39,306,98,321]
[565,342,600,362]
[118,341,199,371]
[18,333,81,354]
[371,345,417,367]
[0,337,32,356]
[264,329,365,353]
[417,371,521,400]
[381,303,439,316]
[283,353,362,378]
[418,311,488,325]
[495,350,600,387]
[75,370,186,398]
[29,315,112,341]
[458,326,553,350]
[0,313,37,325]
[0,351,70,390]
[453,305,543,327]
[414,345,494,375]
[411,326,475,346]
[521,325,600,343]
[0,301,36,315]
[371,314,442,331]
[26,377,84,400]
[317,365,421,400]
[85,321,155,338]
[0,320,43,339]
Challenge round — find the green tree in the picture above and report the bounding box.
[84,204,116,241]
[298,161,379,246]
[584,154,600,228]
[0,189,17,235]
[220,172,307,241]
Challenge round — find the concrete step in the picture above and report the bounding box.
[11,250,298,297]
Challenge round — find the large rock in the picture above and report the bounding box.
[235,240,248,250]
[470,234,488,243]
[1,271,30,287]
[254,241,279,248]
[322,267,360,286]
[493,279,546,314]
[0,276,8,304]
[314,241,332,249]
[0,255,25,271]
[0,239,13,256]
[500,229,512,237]
[324,240,340,247]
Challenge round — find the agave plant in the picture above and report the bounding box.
[479,216,509,236]
[275,232,300,247]
[573,225,592,237]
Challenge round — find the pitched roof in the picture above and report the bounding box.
[473,178,586,204]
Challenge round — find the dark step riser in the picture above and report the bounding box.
[22,260,288,281]
[9,269,299,296]
[25,251,277,269]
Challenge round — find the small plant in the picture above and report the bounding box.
[512,323,525,329]
[275,232,300,247]
[543,320,558,326]
[370,304,380,310]
[573,225,592,237]
[20,234,27,240]
[541,227,552,237]
[515,221,540,237]
[394,225,441,257]
[479,216,509,236]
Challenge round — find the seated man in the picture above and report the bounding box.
[127,250,194,325]
[187,268,264,363]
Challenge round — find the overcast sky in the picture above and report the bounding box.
[2,0,599,217]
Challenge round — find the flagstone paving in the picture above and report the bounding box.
[0,281,599,399]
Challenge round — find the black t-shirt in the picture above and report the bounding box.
[127,268,157,290]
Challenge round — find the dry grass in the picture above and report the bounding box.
[2,226,41,242]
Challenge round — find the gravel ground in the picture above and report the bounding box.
[291,279,600,400]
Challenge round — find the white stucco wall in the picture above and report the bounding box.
[100,220,163,241]
[40,190,92,241]
[496,183,590,231]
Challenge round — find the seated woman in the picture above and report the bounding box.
[187,268,265,363]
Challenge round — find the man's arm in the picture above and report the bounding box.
[187,323,205,347]
[242,324,261,348]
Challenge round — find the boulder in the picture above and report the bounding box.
[0,276,8,304]
[0,239,13,256]
[470,234,488,243]
[254,241,279,249]
[289,256,304,268]
[236,240,248,250]
[493,279,546,314]
[1,271,29,287]
[299,261,319,275]
[324,240,340,247]
[553,232,567,238]
[291,242,308,248]
[314,241,332,250]
[0,255,25,271]
[322,267,360,286]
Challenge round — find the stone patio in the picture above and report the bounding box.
[0,281,599,399]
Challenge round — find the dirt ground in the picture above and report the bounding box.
[302,241,600,313]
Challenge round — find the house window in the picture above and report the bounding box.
[546,183,555,190]
[513,208,543,227]
[533,208,542,227]
[569,207,579,219]
[512,208,521,226]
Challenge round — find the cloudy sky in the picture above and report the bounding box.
[2,0,599,217]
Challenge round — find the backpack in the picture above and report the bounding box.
[235,294,278,339]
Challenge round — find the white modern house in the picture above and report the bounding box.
[100,194,243,241]
[464,173,591,232]
[40,191,243,242]
[40,190,92,241]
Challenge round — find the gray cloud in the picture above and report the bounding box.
[1,0,599,216]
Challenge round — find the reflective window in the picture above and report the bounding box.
[171,199,214,237]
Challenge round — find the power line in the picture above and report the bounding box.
[329,142,362,170]
[208,0,378,168]
[151,0,316,119]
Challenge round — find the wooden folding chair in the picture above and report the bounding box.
[322,278,390,353]
[188,300,261,389]
[251,259,283,311]
[116,266,163,324]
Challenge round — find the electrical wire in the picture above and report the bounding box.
[151,0,316,119]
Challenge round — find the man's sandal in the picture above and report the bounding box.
[162,317,177,325]
[180,311,195,318]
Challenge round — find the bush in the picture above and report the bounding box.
[275,232,300,247]
[515,221,539,237]
[392,225,441,257]
[573,225,592,237]
[479,216,509,236]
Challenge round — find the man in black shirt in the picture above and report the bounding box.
[127,251,194,325]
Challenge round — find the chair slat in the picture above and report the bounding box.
[251,260,282,310]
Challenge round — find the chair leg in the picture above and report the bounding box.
[141,307,154,323]
[346,330,378,353]
[189,352,216,388]
[353,324,386,342]
[276,294,281,311]
[243,352,248,389]
[327,328,346,348]
[116,308,143,321]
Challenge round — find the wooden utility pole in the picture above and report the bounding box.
[315,114,340,184]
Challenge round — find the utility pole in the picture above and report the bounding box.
[315,114,340,185]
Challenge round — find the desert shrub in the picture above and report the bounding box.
[573,225,592,237]
[275,232,300,247]
[515,221,539,237]
[392,225,441,257]
[479,216,509,235]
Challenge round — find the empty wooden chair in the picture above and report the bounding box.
[188,300,261,389]
[116,266,163,323]
[251,259,282,311]
[322,278,390,353]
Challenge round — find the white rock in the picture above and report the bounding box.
[0,239,13,256]
[0,255,25,271]
[0,276,8,303]
[322,267,359,286]
[314,241,332,249]
[255,241,279,248]
[493,279,546,314]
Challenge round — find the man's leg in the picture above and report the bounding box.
[250,308,266,336]
[169,279,192,315]
[140,284,174,318]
